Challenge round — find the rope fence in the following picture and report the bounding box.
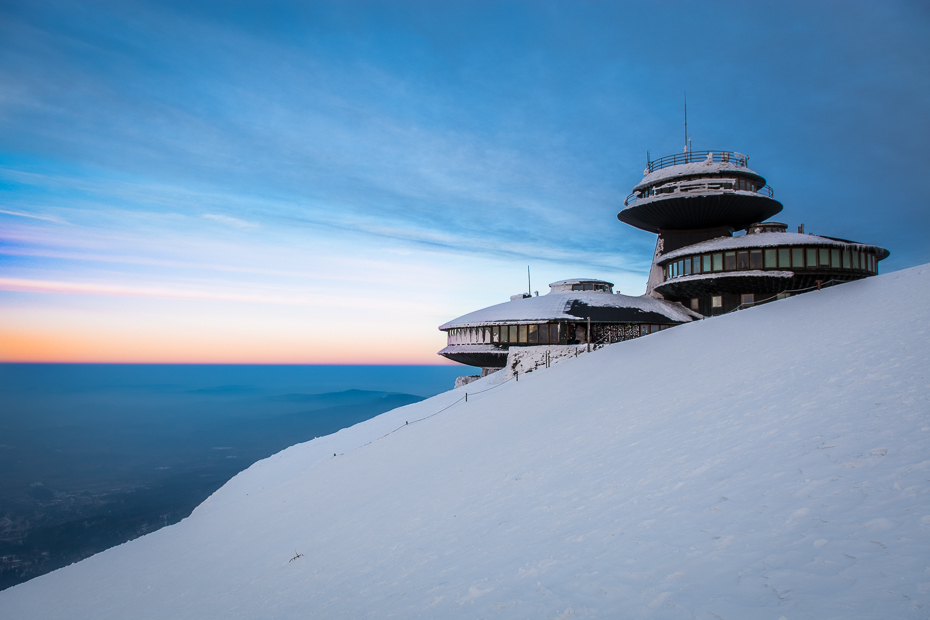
[335,375,518,456]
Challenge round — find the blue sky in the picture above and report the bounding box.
[1,0,928,362]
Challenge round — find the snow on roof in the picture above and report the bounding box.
[5,264,929,618]
[661,270,794,284]
[659,232,886,262]
[548,278,613,286]
[634,160,763,192]
[439,291,699,329]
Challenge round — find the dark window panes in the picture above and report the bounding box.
[518,324,527,343]
[852,250,860,269]
[737,251,749,270]
[750,250,763,269]
[724,252,736,270]
[741,294,754,305]
[549,324,559,343]
[509,325,518,342]
[538,325,548,344]
[684,259,691,276]
[693,256,702,274]
[842,250,850,269]
[792,248,804,268]
[702,255,711,272]
[764,249,777,268]
[807,248,817,267]
[831,249,840,268]
[778,248,790,268]
[528,324,538,344]
[820,248,830,266]
[712,253,723,271]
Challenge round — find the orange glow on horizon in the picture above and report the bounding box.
[0,326,456,365]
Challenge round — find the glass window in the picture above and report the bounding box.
[509,325,518,343]
[778,248,790,268]
[690,298,699,311]
[852,250,860,269]
[693,256,702,274]
[538,324,549,344]
[831,249,840,268]
[712,253,723,271]
[491,326,500,343]
[549,324,559,343]
[684,258,691,276]
[764,249,777,268]
[711,296,722,308]
[741,294,754,306]
[807,248,817,267]
[842,249,850,269]
[750,250,763,269]
[724,252,736,270]
[792,248,804,268]
[702,255,711,272]
[528,324,538,344]
[737,251,749,270]
[819,248,830,266]
[484,327,490,343]
[518,324,527,343]
[572,284,582,291]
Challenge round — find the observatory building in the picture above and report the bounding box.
[438,279,699,368]
[620,150,889,315]
[438,148,889,372]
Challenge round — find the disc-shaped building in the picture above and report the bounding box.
[438,279,700,368]
[620,150,889,315]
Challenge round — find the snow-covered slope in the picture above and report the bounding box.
[3,265,930,619]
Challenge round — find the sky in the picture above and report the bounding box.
[1,0,928,364]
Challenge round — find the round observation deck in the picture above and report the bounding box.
[618,150,783,233]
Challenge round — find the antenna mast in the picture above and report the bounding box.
[684,92,688,154]
[527,266,531,296]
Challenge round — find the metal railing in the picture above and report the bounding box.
[624,182,774,207]
[647,150,749,173]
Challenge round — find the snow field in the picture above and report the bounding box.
[1,265,929,619]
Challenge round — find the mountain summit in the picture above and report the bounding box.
[2,265,929,619]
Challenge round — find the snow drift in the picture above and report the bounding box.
[2,265,929,619]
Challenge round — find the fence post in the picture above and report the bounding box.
[587,317,591,353]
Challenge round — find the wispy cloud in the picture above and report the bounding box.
[0,276,432,313]
[0,208,66,224]
[202,213,259,229]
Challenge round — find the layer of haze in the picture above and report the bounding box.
[1,0,928,363]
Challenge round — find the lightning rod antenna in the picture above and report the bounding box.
[527,266,531,297]
[684,92,688,154]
